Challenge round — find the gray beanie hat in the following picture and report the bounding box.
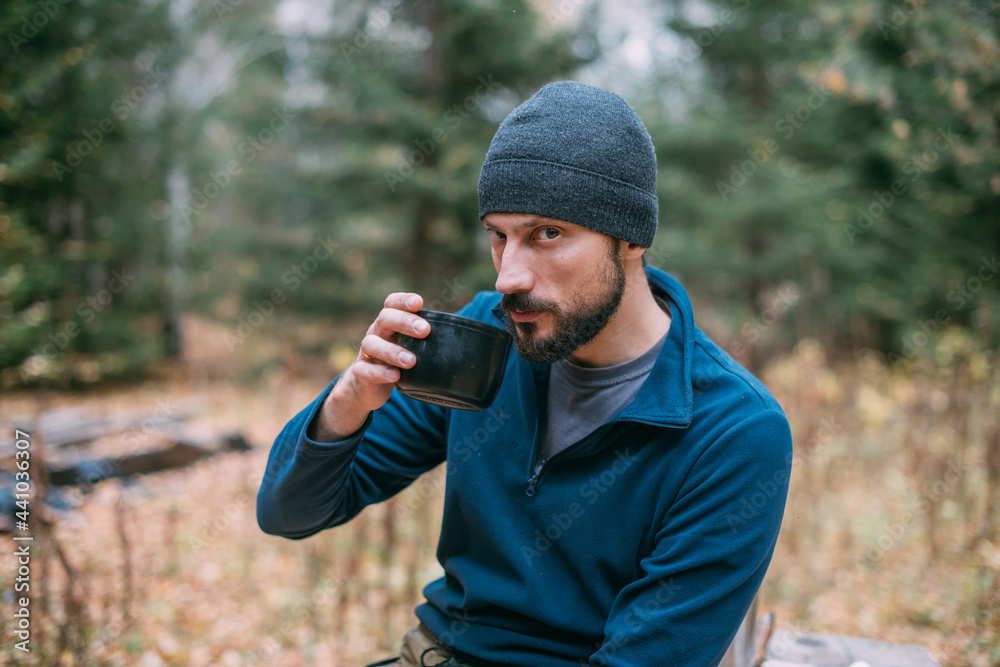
[477,81,658,247]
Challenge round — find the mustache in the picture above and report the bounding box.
[499,292,558,314]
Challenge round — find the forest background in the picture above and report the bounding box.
[1,0,998,665]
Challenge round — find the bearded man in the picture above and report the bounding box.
[258,81,793,667]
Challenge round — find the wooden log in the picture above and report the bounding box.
[764,629,941,667]
[44,426,251,487]
[0,398,204,457]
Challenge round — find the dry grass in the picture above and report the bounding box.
[0,321,997,666]
[759,333,999,666]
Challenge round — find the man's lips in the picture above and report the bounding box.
[509,310,543,323]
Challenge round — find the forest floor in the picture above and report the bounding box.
[0,316,997,666]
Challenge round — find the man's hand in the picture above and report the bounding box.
[310,293,430,442]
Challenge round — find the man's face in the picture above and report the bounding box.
[483,213,626,363]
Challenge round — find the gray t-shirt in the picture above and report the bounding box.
[537,327,668,465]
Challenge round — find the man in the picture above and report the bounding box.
[257,81,793,667]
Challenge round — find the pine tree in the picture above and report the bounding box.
[191,0,596,348]
[643,0,999,366]
[0,0,184,386]
[1,0,598,382]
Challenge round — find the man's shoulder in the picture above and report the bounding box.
[690,327,788,421]
[644,266,787,419]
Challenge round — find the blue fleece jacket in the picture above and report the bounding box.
[257,267,793,667]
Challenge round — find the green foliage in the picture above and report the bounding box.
[2,0,997,386]
[0,0,593,385]
[0,0,182,386]
[645,0,999,367]
[189,0,592,342]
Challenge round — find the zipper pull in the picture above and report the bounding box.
[526,461,544,497]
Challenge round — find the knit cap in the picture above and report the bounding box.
[477,81,658,247]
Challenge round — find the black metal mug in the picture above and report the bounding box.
[396,310,512,411]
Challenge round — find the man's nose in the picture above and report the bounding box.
[494,246,534,295]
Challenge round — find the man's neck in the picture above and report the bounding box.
[569,264,671,368]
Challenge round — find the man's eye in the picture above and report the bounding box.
[489,230,505,241]
[540,228,559,240]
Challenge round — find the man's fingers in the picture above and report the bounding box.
[344,291,428,399]
[351,359,401,384]
[360,334,417,369]
[384,292,424,312]
[371,303,431,340]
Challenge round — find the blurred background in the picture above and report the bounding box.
[0,0,998,665]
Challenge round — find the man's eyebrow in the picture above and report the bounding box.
[482,216,555,233]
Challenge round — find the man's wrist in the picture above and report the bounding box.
[308,377,370,442]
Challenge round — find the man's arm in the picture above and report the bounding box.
[256,292,446,539]
[255,380,448,538]
[591,410,792,667]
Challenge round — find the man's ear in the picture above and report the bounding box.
[622,242,647,262]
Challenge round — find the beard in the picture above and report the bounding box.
[499,240,627,364]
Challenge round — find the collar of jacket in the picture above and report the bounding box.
[490,264,694,430]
